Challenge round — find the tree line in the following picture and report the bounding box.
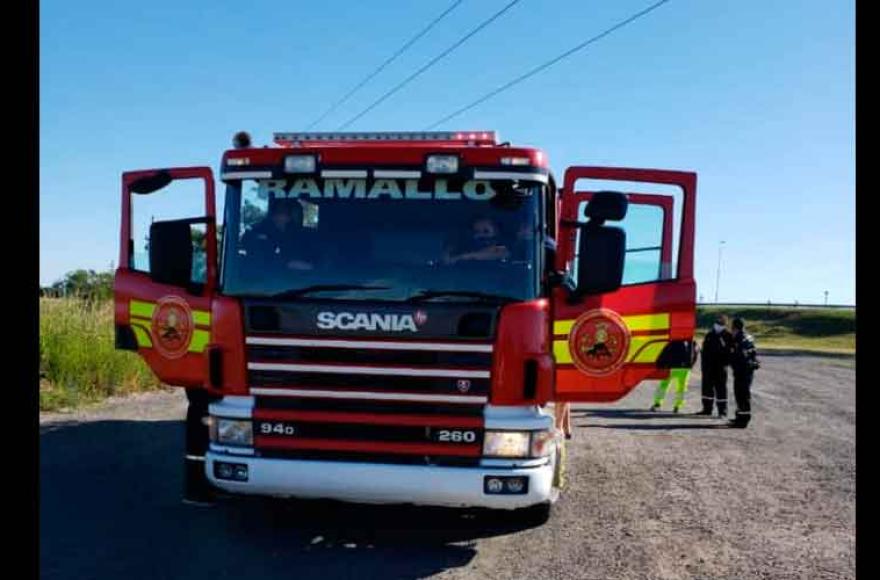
[41,269,114,301]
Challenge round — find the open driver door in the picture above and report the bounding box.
[552,166,697,402]
[113,167,218,389]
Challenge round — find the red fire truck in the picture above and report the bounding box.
[114,130,696,520]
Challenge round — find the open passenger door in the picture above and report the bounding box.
[114,167,218,388]
[552,166,696,402]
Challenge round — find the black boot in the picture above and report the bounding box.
[729,411,750,429]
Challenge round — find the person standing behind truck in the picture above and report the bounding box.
[650,340,699,413]
[696,314,734,417]
[729,317,760,428]
[555,402,572,439]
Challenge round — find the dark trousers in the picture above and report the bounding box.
[733,370,753,425]
[184,389,218,502]
[701,367,728,415]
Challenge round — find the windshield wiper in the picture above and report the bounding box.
[268,284,391,299]
[405,290,519,303]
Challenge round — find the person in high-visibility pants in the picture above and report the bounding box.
[650,340,699,413]
[650,368,691,413]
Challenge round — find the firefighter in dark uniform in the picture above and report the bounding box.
[729,317,760,428]
[696,314,734,417]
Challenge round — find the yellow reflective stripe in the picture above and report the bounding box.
[130,300,155,319]
[553,336,670,365]
[553,320,575,336]
[630,340,668,363]
[626,335,669,361]
[188,329,211,353]
[130,322,153,347]
[193,311,211,326]
[624,313,670,332]
[554,313,670,336]
[553,340,573,364]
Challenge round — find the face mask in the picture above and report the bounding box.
[713,323,725,333]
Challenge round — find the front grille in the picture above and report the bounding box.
[250,370,490,396]
[254,419,485,445]
[255,396,484,416]
[247,344,491,367]
[258,449,481,467]
[247,336,493,401]
[248,336,492,465]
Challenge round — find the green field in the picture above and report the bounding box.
[696,306,855,353]
[40,298,162,411]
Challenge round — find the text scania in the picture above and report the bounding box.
[258,178,496,201]
[317,312,421,332]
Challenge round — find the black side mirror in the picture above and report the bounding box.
[149,219,194,288]
[571,191,628,298]
[130,170,173,195]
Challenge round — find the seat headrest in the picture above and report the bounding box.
[585,191,628,222]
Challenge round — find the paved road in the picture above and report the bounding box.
[40,353,854,579]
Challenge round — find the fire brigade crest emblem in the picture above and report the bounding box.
[151,296,194,359]
[568,308,630,376]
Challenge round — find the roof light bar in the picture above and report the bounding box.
[274,131,497,145]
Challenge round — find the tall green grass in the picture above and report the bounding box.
[40,298,162,411]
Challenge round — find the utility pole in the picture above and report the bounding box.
[824,290,829,306]
[714,240,725,303]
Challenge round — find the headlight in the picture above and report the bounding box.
[483,431,530,458]
[213,418,253,446]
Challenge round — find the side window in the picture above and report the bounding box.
[574,199,666,286]
[130,179,221,285]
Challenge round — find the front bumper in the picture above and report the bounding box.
[205,453,556,510]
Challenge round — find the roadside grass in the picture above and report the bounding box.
[40,298,163,412]
[696,306,855,353]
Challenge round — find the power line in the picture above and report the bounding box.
[305,0,465,130]
[425,0,673,129]
[338,0,524,130]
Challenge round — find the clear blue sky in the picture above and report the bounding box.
[40,0,855,304]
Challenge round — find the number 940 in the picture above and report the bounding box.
[260,422,295,436]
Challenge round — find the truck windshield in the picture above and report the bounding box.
[221,177,542,302]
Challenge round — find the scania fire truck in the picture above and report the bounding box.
[114,130,697,520]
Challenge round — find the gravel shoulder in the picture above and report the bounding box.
[40,355,854,579]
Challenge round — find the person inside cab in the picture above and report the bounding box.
[443,216,511,264]
[241,198,316,272]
